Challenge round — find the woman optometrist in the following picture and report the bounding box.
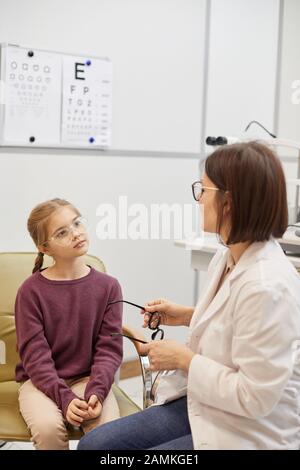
[78,142,300,451]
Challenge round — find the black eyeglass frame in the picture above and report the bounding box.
[107,300,164,341]
[191,181,221,202]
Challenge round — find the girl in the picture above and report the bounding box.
[15,198,123,450]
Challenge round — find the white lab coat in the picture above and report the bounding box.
[155,239,300,449]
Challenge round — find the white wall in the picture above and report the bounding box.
[206,0,280,138]
[0,0,206,153]
[277,0,300,215]
[278,0,300,143]
[278,0,300,222]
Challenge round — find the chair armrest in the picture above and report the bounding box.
[121,325,153,409]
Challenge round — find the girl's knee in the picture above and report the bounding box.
[30,417,68,450]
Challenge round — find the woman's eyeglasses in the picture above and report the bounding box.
[191,181,220,201]
[107,300,164,341]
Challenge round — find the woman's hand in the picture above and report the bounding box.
[140,339,195,373]
[66,398,89,426]
[86,394,102,420]
[141,299,194,328]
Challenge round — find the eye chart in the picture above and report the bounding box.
[1,46,61,145]
[62,56,112,147]
[0,44,112,148]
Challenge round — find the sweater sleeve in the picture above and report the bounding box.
[15,286,77,417]
[84,280,123,403]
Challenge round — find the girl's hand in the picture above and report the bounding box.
[140,339,195,372]
[66,398,89,426]
[141,299,194,328]
[86,394,102,420]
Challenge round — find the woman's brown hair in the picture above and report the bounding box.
[27,198,81,273]
[205,141,288,245]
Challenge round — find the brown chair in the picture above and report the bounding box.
[0,252,152,443]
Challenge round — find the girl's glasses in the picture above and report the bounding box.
[107,300,164,341]
[44,216,89,247]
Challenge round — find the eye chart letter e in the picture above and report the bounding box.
[61,55,112,147]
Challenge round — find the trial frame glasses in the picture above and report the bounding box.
[107,300,164,341]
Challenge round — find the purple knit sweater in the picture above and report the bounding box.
[15,267,123,417]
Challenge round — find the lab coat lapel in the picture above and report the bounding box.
[195,273,231,328]
[192,241,271,332]
[190,250,229,330]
